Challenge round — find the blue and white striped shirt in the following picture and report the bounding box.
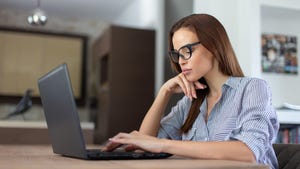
[158,77,279,169]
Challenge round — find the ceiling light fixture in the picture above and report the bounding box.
[27,0,47,26]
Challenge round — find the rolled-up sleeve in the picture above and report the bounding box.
[229,79,279,162]
[157,96,191,140]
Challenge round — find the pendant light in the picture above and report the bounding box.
[27,0,47,26]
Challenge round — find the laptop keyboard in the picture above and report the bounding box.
[86,149,172,160]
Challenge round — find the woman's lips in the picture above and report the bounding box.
[182,69,192,75]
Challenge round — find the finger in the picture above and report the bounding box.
[194,81,207,89]
[109,132,133,145]
[190,82,197,99]
[178,74,192,100]
[102,141,122,152]
[102,132,130,151]
[176,75,188,95]
[109,137,132,146]
[124,144,138,152]
[178,74,189,97]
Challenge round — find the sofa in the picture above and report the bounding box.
[273,144,300,169]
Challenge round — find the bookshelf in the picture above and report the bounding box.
[276,110,300,143]
[92,25,155,143]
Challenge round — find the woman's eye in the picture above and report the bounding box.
[181,47,190,54]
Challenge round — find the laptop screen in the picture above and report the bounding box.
[38,64,87,158]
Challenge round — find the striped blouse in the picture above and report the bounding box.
[158,76,279,169]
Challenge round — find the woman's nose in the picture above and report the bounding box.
[178,56,187,65]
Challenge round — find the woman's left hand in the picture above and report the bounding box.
[102,131,166,153]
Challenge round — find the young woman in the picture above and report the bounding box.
[103,14,279,169]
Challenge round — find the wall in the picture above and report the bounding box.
[114,0,165,94]
[193,0,261,77]
[0,1,167,121]
[193,0,300,107]
[164,0,194,79]
[2,0,300,120]
[261,5,300,106]
[164,0,194,114]
[0,8,110,121]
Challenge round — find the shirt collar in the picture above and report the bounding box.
[223,76,241,90]
[199,76,241,112]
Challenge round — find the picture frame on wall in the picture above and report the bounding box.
[261,33,298,74]
[0,27,87,105]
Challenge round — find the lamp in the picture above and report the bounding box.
[27,0,47,26]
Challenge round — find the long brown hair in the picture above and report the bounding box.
[168,14,244,133]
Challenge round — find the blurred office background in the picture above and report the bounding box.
[0,0,299,144]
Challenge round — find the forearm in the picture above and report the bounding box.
[139,87,172,136]
[161,140,256,162]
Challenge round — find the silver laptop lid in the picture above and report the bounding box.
[38,63,87,159]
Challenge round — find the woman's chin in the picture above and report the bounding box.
[186,76,197,82]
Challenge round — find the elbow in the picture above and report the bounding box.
[240,143,257,163]
[235,147,256,163]
[228,154,256,163]
[243,153,257,163]
[246,156,257,163]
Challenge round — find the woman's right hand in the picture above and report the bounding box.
[162,73,206,101]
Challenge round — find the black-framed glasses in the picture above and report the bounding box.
[169,41,201,63]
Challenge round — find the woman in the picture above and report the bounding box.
[103,14,279,169]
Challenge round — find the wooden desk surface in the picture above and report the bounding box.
[0,145,269,169]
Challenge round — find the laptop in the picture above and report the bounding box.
[38,63,172,160]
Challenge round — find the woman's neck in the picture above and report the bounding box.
[205,73,229,98]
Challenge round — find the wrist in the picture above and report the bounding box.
[159,85,173,98]
[160,138,171,153]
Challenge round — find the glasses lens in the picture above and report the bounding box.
[179,46,191,60]
[169,51,179,63]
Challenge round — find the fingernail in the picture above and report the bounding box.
[193,93,197,99]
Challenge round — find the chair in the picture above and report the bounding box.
[273,144,300,169]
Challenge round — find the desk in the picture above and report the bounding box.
[0,145,269,169]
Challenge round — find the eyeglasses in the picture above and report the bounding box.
[169,41,201,63]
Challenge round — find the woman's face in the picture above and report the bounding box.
[172,28,215,82]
